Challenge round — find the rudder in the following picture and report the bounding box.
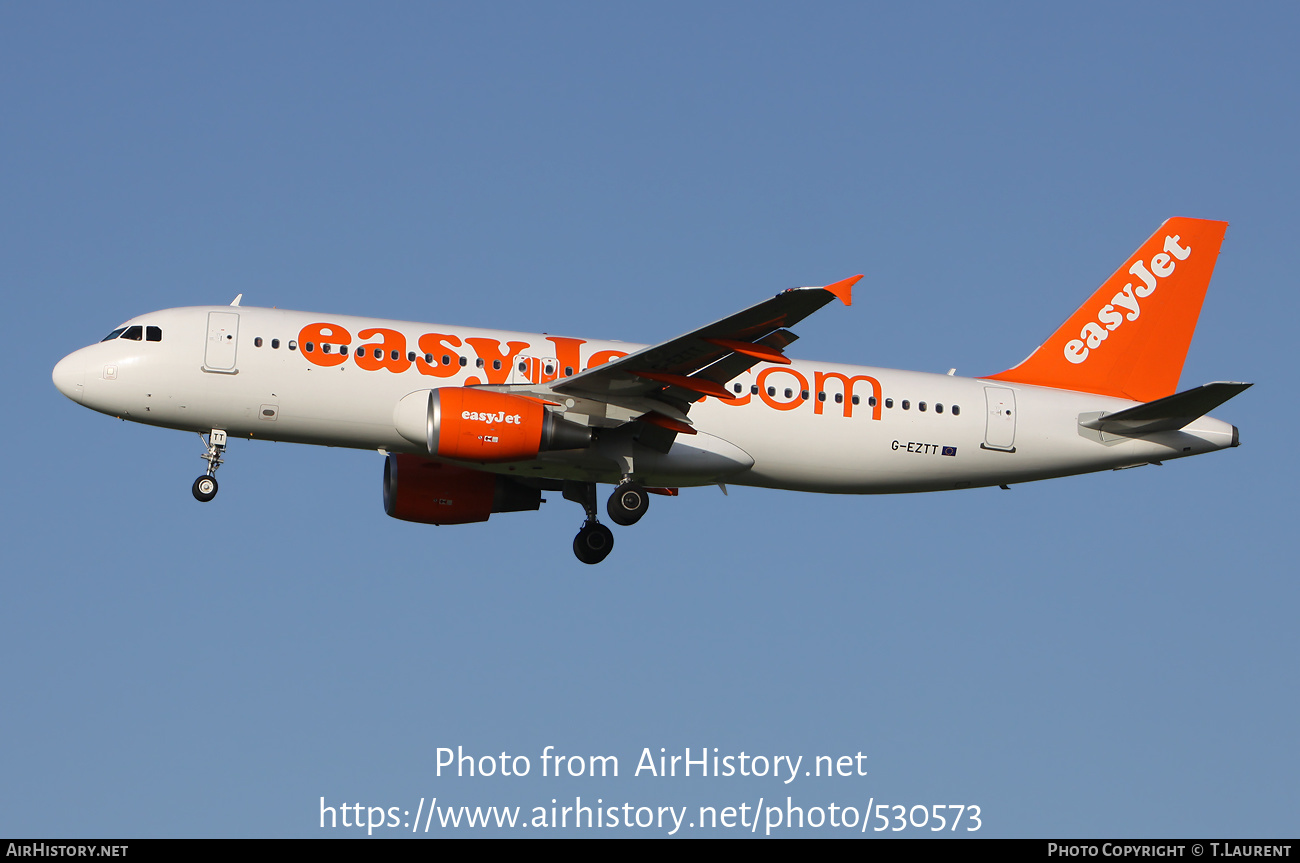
[985,218,1228,403]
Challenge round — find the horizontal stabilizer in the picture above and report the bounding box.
[1079,382,1252,435]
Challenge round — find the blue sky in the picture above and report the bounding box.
[3,3,1295,837]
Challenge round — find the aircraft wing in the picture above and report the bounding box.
[549,276,861,419]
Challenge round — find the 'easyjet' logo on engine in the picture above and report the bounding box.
[1063,234,1192,364]
[463,411,523,424]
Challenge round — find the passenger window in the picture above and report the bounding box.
[751,385,759,395]
[518,362,527,373]
[902,400,910,410]
[834,393,843,404]
[476,358,485,368]
[767,386,776,397]
[101,328,127,342]
[492,360,502,370]
[391,350,400,361]
[817,391,826,402]
[733,383,742,394]
[289,340,297,351]
[936,403,944,414]
[340,345,348,356]
[272,339,280,349]
[146,326,162,342]
[305,342,315,352]
[122,326,143,341]
[425,354,434,364]
[952,405,960,416]
[322,343,332,353]
[885,398,893,408]
[254,337,263,348]
[800,390,809,400]
[460,357,469,367]
[919,401,927,412]
[784,388,793,399]
[408,351,417,362]
[545,363,554,375]
[565,366,573,376]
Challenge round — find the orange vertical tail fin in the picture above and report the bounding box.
[985,218,1228,403]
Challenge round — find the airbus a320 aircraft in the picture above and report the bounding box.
[53,218,1248,564]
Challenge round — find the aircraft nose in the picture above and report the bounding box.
[53,352,85,403]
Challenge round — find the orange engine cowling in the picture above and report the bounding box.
[383,453,542,525]
[395,388,592,462]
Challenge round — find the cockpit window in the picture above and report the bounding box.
[101,328,127,342]
[121,326,143,341]
[146,326,162,342]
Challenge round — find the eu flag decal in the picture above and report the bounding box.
[941,446,957,457]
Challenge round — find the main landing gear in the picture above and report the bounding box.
[564,479,653,564]
[192,429,227,503]
[606,480,649,526]
[564,481,613,565]
[574,521,615,565]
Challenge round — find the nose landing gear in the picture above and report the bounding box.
[192,429,227,503]
[191,474,218,502]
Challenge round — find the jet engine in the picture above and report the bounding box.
[383,453,542,525]
[394,388,592,462]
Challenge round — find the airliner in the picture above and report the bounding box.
[52,218,1249,563]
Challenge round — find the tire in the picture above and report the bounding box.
[192,475,218,502]
[606,482,649,526]
[573,522,614,564]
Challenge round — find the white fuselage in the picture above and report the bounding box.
[52,305,1238,493]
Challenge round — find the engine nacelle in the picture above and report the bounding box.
[383,453,541,525]
[394,388,591,462]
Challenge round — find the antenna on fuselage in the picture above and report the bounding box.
[230,294,243,306]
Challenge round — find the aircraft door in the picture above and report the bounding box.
[204,312,240,372]
[983,386,1016,451]
[510,356,559,385]
[510,356,532,385]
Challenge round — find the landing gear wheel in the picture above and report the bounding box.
[573,521,615,565]
[193,430,227,502]
[607,482,649,526]
[192,475,218,502]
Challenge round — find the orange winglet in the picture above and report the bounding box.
[645,487,679,496]
[632,371,738,400]
[822,274,862,307]
[703,338,791,364]
[640,413,697,435]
